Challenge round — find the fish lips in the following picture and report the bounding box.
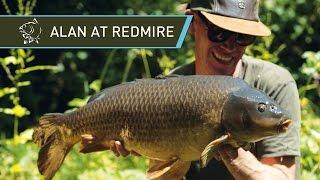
[277,118,292,133]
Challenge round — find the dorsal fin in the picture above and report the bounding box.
[155,74,183,79]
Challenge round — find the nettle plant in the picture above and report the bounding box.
[0,49,62,140]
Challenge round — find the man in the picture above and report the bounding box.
[92,0,301,179]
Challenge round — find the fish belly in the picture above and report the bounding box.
[123,124,217,161]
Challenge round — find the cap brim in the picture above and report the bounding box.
[201,11,271,37]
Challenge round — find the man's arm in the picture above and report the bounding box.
[219,146,295,180]
[108,140,141,156]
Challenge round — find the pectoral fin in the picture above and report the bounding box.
[200,134,230,168]
[147,159,190,180]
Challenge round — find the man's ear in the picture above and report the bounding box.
[185,10,195,35]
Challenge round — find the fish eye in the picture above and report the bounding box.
[257,103,267,112]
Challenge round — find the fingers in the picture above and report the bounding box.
[115,141,130,157]
[219,145,238,162]
[81,134,94,144]
[109,140,120,157]
[219,146,247,179]
[213,151,221,161]
[81,134,94,140]
[219,145,265,180]
[109,140,136,157]
[219,146,256,166]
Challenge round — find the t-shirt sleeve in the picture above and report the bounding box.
[255,81,301,158]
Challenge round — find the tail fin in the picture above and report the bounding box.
[32,113,73,180]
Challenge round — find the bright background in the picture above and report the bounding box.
[0,0,319,179]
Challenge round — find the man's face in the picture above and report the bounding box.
[192,12,248,75]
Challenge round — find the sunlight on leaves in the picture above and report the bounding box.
[89,80,102,93]
[0,87,17,98]
[0,56,18,65]
[68,97,90,108]
[12,105,30,118]
[157,55,176,75]
[13,129,34,145]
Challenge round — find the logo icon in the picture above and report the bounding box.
[238,0,245,9]
[19,18,42,44]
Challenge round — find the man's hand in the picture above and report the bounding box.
[108,140,141,157]
[218,145,295,180]
[80,135,140,157]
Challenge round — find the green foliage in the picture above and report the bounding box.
[300,95,320,180]
[0,129,147,180]
[298,52,320,179]
[299,51,320,112]
[0,49,62,139]
[157,50,177,75]
[246,35,286,63]
[1,0,37,15]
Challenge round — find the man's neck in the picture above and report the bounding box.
[233,59,243,77]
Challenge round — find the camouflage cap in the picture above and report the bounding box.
[180,0,271,36]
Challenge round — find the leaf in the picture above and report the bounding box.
[10,163,23,174]
[144,49,153,57]
[68,97,90,107]
[77,51,89,60]
[17,49,27,58]
[302,67,316,76]
[13,129,34,144]
[89,80,101,93]
[120,169,147,180]
[12,105,30,118]
[0,105,30,118]
[0,107,14,115]
[0,87,17,98]
[17,81,31,87]
[15,65,64,74]
[300,97,309,108]
[25,55,35,62]
[127,49,140,60]
[301,170,318,180]
[157,55,176,75]
[310,129,320,140]
[16,57,24,65]
[1,56,17,65]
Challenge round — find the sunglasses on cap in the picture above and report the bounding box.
[197,12,256,46]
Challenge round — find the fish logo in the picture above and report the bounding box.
[238,0,245,9]
[19,18,42,44]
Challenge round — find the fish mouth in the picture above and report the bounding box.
[278,118,292,133]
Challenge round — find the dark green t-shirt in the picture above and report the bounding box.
[168,55,301,180]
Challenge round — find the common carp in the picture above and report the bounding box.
[32,75,292,180]
[19,18,42,44]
